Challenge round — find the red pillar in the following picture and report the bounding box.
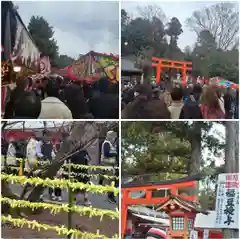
[121,190,128,238]
[155,60,162,85]
[171,187,177,195]
[182,66,187,88]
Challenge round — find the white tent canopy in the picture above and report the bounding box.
[133,213,169,226]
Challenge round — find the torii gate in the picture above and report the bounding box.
[152,57,192,87]
[121,176,198,238]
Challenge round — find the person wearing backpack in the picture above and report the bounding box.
[179,85,203,119]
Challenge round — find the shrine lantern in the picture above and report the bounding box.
[157,195,207,239]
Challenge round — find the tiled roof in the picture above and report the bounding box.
[157,194,207,214]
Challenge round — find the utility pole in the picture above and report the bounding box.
[224,121,239,238]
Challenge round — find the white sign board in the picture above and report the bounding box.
[215,173,239,229]
[203,229,209,239]
[189,230,198,239]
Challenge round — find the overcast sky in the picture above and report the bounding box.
[15,1,119,58]
[121,0,226,50]
[203,123,225,166]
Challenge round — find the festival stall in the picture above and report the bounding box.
[1,1,41,113]
[59,51,119,84]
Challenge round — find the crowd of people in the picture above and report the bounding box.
[2,129,119,204]
[122,82,239,119]
[3,76,119,119]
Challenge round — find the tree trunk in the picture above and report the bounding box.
[223,121,239,238]
[235,122,239,173]
[225,122,236,173]
[189,122,202,175]
[1,180,21,216]
[188,122,202,199]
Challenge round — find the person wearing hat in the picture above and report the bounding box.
[100,130,117,203]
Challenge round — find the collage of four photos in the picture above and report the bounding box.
[1,1,239,239]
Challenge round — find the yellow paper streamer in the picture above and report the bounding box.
[4,165,119,180]
[2,215,119,239]
[1,174,119,196]
[1,197,119,220]
[2,156,119,171]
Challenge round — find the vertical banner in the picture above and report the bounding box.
[40,56,51,74]
[215,173,239,229]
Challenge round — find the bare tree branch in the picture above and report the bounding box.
[137,4,166,23]
[185,2,239,50]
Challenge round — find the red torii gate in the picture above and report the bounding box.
[121,179,197,237]
[152,57,192,87]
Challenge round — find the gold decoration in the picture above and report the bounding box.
[1,61,10,79]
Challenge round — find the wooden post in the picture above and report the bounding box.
[67,159,73,239]
[18,159,23,176]
[184,215,187,239]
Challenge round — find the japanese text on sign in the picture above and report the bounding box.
[215,173,239,229]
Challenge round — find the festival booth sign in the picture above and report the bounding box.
[215,173,239,229]
[71,51,119,84]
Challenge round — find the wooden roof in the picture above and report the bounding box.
[156,194,207,214]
